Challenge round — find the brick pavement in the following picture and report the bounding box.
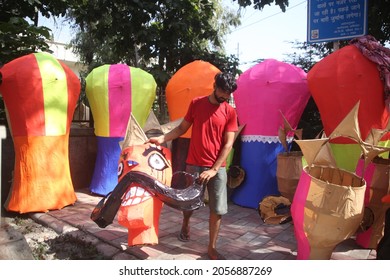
[29,188,377,260]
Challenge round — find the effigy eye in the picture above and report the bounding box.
[148,152,168,171]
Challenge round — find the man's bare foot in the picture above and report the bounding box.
[208,248,226,260]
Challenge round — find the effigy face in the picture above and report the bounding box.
[118,144,172,184]
[117,143,172,246]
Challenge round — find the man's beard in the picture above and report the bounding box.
[213,90,226,104]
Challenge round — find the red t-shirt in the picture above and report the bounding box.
[184,96,238,167]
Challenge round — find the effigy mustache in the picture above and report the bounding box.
[91,171,205,228]
[122,171,205,211]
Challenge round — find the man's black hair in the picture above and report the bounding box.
[214,72,237,93]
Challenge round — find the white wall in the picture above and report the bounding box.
[47,41,86,77]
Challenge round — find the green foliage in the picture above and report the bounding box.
[367,0,390,45]
[0,0,76,65]
[68,0,241,87]
[283,40,333,72]
[234,0,289,12]
[0,17,52,65]
[67,0,242,122]
[0,0,82,126]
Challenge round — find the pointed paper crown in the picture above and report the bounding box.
[294,101,390,171]
[119,111,183,150]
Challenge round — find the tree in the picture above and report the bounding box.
[234,0,289,12]
[283,40,332,72]
[68,0,241,87]
[0,0,78,65]
[367,0,390,45]
[66,0,242,121]
[0,0,81,126]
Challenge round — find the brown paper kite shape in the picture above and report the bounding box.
[120,113,148,149]
[328,101,361,142]
[143,110,163,134]
[278,111,303,152]
[294,138,338,168]
[359,140,390,168]
[365,128,388,145]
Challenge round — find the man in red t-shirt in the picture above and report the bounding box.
[148,72,238,260]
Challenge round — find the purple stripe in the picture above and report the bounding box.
[108,64,132,137]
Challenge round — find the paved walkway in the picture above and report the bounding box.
[27,188,377,260]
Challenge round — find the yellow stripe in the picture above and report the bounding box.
[130,67,157,128]
[86,65,110,136]
[35,53,68,136]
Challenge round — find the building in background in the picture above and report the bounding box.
[47,41,86,77]
[47,41,90,125]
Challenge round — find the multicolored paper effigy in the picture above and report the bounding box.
[291,102,390,259]
[292,165,366,259]
[86,64,156,195]
[0,52,80,213]
[90,111,205,246]
[354,118,390,249]
[308,36,390,171]
[355,157,390,249]
[116,114,204,246]
[231,59,310,208]
[117,142,171,246]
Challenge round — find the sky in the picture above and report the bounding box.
[40,0,308,71]
[223,0,308,70]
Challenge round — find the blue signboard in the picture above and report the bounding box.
[307,0,368,43]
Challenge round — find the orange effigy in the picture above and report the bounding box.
[0,52,80,213]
